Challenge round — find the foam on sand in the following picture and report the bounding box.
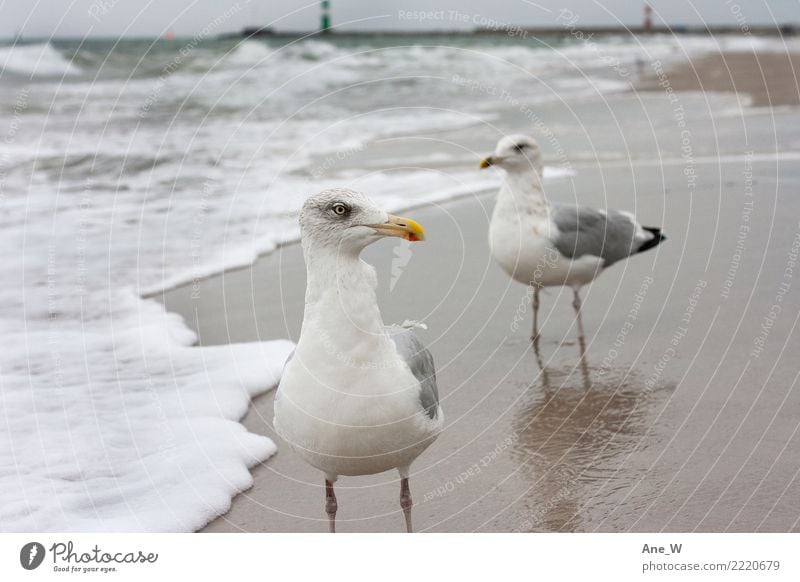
[0,286,293,532]
[0,171,295,531]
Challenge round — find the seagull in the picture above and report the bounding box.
[480,134,665,344]
[274,189,443,533]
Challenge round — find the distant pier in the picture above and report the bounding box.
[221,23,797,40]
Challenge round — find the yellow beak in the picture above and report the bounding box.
[368,214,426,242]
[479,156,493,169]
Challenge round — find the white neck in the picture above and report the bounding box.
[298,244,393,367]
[494,167,549,219]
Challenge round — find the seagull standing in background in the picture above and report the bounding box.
[274,189,442,533]
[481,135,665,344]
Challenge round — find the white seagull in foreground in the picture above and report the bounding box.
[481,135,665,343]
[274,189,443,533]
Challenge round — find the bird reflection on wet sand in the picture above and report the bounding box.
[532,333,591,390]
[510,340,673,531]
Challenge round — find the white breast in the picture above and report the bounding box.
[274,301,442,479]
[489,188,603,288]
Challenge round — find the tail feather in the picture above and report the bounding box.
[637,226,666,254]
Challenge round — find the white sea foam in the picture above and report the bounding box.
[0,171,295,531]
[0,42,81,78]
[0,290,293,532]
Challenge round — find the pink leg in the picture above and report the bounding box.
[325,479,337,533]
[572,288,586,348]
[531,286,541,343]
[400,477,413,533]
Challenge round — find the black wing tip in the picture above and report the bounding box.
[638,227,666,254]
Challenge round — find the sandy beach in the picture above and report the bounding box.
[157,48,800,532]
[638,50,800,107]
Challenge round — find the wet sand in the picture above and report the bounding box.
[158,51,800,532]
[638,49,800,107]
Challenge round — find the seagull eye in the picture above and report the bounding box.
[331,203,349,216]
[513,143,528,153]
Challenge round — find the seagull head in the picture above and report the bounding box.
[300,188,425,254]
[480,134,543,174]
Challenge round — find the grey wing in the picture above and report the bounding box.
[386,326,439,420]
[550,204,649,267]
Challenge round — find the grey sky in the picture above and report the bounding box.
[3,0,798,38]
